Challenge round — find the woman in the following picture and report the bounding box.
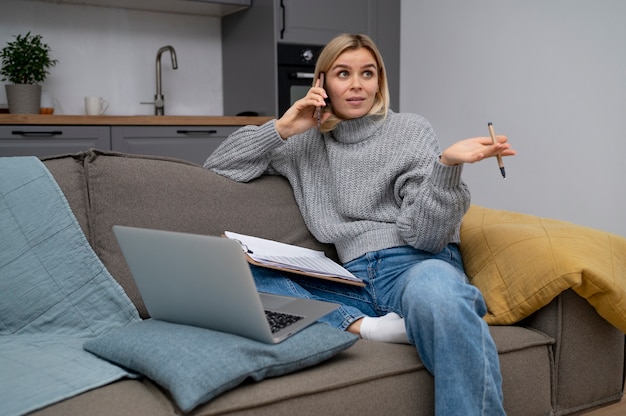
[205,33,515,415]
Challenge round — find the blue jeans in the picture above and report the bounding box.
[252,244,505,416]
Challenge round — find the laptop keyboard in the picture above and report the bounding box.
[265,310,304,333]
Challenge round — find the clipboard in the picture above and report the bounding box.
[224,231,365,287]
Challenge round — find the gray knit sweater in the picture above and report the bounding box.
[204,111,470,263]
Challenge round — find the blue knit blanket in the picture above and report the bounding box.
[0,157,140,416]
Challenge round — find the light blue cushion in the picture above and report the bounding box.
[84,319,358,412]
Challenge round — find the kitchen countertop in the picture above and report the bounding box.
[0,114,274,126]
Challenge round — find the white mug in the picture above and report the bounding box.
[84,96,109,115]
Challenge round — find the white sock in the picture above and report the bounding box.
[359,312,409,344]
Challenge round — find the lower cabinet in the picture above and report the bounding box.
[111,126,237,165]
[0,125,237,164]
[0,126,110,158]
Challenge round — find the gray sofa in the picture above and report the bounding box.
[32,149,624,416]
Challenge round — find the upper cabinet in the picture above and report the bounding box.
[29,0,251,17]
[277,0,377,45]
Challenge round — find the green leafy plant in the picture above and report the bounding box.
[0,32,58,85]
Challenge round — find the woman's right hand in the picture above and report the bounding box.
[275,80,328,139]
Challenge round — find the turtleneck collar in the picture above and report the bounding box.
[330,112,388,144]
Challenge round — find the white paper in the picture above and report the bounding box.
[224,231,362,283]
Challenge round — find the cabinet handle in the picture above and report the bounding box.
[289,72,315,79]
[280,0,285,39]
[12,130,63,137]
[176,130,218,135]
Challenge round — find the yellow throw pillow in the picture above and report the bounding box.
[460,205,626,333]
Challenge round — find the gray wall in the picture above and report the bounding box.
[400,0,626,238]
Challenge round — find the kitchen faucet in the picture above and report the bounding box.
[154,45,178,115]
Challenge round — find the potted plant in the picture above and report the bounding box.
[0,32,58,114]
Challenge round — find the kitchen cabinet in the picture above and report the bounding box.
[28,0,251,17]
[0,126,110,158]
[111,126,237,165]
[277,0,378,45]
[0,124,237,164]
[0,116,270,162]
[222,0,400,117]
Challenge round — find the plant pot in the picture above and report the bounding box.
[5,84,42,114]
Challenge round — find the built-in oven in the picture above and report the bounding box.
[277,43,324,117]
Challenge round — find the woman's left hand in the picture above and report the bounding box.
[439,135,516,166]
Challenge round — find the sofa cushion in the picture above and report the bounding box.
[460,205,626,332]
[193,326,553,416]
[36,325,554,416]
[84,320,358,413]
[29,379,176,416]
[80,150,337,317]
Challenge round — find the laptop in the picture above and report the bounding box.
[112,225,340,344]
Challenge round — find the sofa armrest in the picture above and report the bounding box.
[520,289,625,414]
[460,205,626,414]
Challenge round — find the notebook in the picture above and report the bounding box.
[223,231,365,286]
[112,225,340,344]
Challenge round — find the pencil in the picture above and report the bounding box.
[488,122,506,179]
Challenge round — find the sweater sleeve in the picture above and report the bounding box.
[395,121,471,254]
[203,120,285,182]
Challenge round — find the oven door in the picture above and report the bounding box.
[277,66,315,117]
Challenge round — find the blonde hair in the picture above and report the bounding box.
[314,33,390,132]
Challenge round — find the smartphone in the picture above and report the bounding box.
[316,72,325,128]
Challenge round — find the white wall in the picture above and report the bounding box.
[0,0,223,116]
[400,0,626,238]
